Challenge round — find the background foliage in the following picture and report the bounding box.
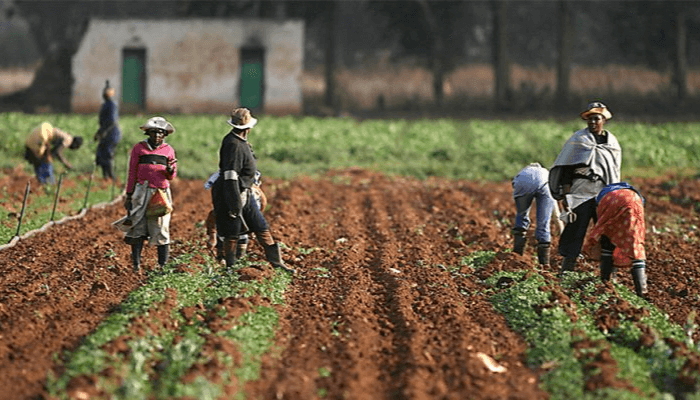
[1,113,698,184]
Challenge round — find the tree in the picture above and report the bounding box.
[673,3,688,102]
[491,0,509,111]
[555,0,573,108]
[323,0,339,112]
[608,1,700,104]
[368,0,465,106]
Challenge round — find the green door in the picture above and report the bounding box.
[240,48,264,111]
[122,48,146,113]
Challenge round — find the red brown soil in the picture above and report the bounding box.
[1,168,699,399]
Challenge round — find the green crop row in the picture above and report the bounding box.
[47,238,291,400]
[4,112,697,244]
[0,172,120,244]
[456,251,700,399]
[1,112,699,183]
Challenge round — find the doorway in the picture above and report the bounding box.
[239,48,265,112]
[122,48,146,113]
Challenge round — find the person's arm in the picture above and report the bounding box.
[165,145,177,180]
[125,144,140,195]
[53,145,73,170]
[559,166,575,209]
[222,163,242,218]
[552,200,565,235]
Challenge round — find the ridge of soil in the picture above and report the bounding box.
[0,168,699,399]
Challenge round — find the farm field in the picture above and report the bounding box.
[1,165,700,399]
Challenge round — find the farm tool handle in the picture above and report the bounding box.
[11,180,31,243]
[82,163,96,210]
[50,173,65,222]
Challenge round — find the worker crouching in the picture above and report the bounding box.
[583,182,648,297]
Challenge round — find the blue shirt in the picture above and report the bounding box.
[596,182,645,206]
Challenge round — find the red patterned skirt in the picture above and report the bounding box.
[586,188,646,266]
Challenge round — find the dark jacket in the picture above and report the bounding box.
[215,131,257,216]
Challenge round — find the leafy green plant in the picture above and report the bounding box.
[46,248,291,400]
[482,265,700,399]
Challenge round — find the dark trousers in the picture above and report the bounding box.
[559,198,613,258]
[96,130,121,179]
[212,186,269,238]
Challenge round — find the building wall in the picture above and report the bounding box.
[71,18,304,115]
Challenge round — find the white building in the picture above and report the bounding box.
[72,18,304,115]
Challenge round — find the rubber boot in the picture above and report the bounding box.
[236,236,249,259]
[512,229,527,255]
[264,243,296,274]
[223,237,237,271]
[559,257,576,275]
[599,250,617,282]
[215,237,224,263]
[157,244,169,269]
[536,242,550,266]
[131,239,144,273]
[631,260,648,297]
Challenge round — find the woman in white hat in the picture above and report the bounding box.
[211,108,295,274]
[548,102,622,276]
[118,116,178,272]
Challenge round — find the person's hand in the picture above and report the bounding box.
[559,209,577,224]
[124,194,133,211]
[166,158,177,173]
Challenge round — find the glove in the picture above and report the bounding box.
[124,194,133,211]
[559,209,577,224]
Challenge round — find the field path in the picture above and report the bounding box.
[1,168,699,399]
[248,170,547,399]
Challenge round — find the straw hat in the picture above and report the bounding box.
[580,102,612,120]
[227,108,258,129]
[140,117,175,134]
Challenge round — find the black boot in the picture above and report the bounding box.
[224,237,237,271]
[157,244,169,269]
[264,243,296,274]
[559,257,576,275]
[236,236,249,259]
[512,229,527,255]
[537,242,550,266]
[131,239,144,273]
[631,260,648,297]
[599,250,617,282]
[215,236,224,263]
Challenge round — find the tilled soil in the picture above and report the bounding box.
[0,168,699,399]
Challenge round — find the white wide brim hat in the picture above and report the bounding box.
[227,107,258,129]
[140,116,175,134]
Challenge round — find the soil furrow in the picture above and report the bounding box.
[2,169,700,399]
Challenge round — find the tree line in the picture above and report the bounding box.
[7,0,700,114]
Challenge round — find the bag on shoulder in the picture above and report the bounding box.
[146,189,173,218]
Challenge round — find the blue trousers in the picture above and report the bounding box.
[513,183,554,243]
[96,129,121,179]
[35,162,55,185]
